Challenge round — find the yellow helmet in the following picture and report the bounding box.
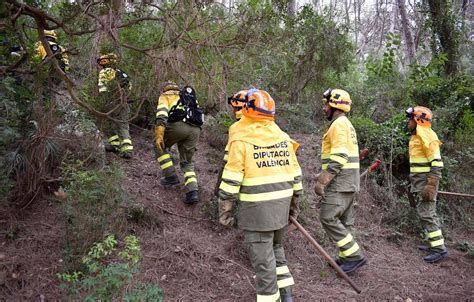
[322,88,352,113]
[44,30,57,40]
[97,53,117,66]
[162,81,179,92]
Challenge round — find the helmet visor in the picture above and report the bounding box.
[322,89,332,103]
[228,96,247,107]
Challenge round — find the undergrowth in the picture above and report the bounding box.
[58,234,163,301]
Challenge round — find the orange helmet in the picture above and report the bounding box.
[405,106,432,127]
[228,90,248,119]
[228,90,248,109]
[242,89,275,120]
[322,88,352,113]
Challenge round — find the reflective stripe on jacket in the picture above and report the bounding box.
[35,41,69,70]
[321,114,360,192]
[155,90,182,126]
[98,68,117,93]
[409,126,443,192]
[218,116,302,231]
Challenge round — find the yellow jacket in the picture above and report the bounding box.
[219,116,302,231]
[98,67,131,93]
[321,114,360,192]
[35,41,69,71]
[155,90,181,126]
[409,126,443,192]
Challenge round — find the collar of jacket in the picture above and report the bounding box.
[414,125,441,148]
[228,116,298,151]
[329,112,346,125]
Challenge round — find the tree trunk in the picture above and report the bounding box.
[89,0,124,72]
[427,0,459,75]
[389,0,398,33]
[397,0,416,64]
[288,0,296,17]
[344,0,352,29]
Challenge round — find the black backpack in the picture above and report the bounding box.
[168,86,204,126]
[115,68,130,89]
[48,42,67,72]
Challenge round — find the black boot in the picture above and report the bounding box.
[104,142,118,153]
[184,190,199,204]
[339,257,367,274]
[122,151,132,159]
[281,293,293,302]
[160,175,179,187]
[423,247,448,263]
[418,245,430,252]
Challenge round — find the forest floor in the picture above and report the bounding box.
[1,127,473,301]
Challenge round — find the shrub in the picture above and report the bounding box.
[59,235,163,301]
[61,163,128,270]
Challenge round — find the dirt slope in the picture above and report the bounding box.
[1,127,473,301]
[124,129,474,301]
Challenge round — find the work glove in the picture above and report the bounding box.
[154,125,166,153]
[420,175,440,202]
[218,198,235,227]
[289,195,300,220]
[314,170,335,198]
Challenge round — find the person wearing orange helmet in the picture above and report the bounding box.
[314,88,367,274]
[221,89,249,164]
[405,106,447,263]
[227,88,250,120]
[212,89,249,197]
[218,89,302,302]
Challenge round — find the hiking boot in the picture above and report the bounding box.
[160,175,179,187]
[418,245,430,252]
[281,293,293,302]
[184,190,199,204]
[122,152,132,159]
[423,247,448,263]
[339,257,367,274]
[104,142,118,153]
[332,256,342,266]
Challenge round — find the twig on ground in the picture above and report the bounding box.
[153,203,206,221]
[214,255,253,274]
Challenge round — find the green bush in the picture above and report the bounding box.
[59,235,163,301]
[277,102,316,134]
[352,113,408,168]
[61,163,128,270]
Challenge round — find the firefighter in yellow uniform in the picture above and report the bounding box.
[154,83,203,204]
[222,89,247,164]
[218,89,302,302]
[35,30,69,72]
[314,88,367,274]
[97,53,133,158]
[213,90,248,196]
[405,106,447,263]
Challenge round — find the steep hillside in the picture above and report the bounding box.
[1,127,473,301]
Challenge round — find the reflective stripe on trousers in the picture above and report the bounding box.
[157,153,176,177]
[320,191,364,261]
[244,229,294,301]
